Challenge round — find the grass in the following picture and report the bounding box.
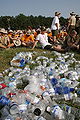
[0,47,37,72]
[0,47,56,72]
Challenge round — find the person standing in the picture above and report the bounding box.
[75,15,80,36]
[67,12,76,33]
[51,11,61,44]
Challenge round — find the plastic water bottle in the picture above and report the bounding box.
[1,114,14,120]
[0,96,11,106]
[34,116,46,120]
[59,104,71,114]
[33,100,46,116]
[0,105,10,117]
[9,102,20,116]
[26,92,41,104]
[43,60,47,67]
[51,105,65,120]
[48,68,53,76]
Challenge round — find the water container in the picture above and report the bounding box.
[51,78,58,86]
[19,58,25,67]
[55,86,63,95]
[33,101,46,116]
[60,104,71,114]
[9,102,19,115]
[1,114,14,120]
[48,68,53,76]
[0,96,11,106]
[0,105,10,117]
[34,108,41,116]
[51,105,65,120]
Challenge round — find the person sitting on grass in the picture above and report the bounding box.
[32,26,65,52]
[32,27,52,50]
[0,28,10,49]
[62,30,80,51]
[7,32,21,48]
[21,30,35,48]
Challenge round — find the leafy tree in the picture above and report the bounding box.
[60,17,67,26]
[0,14,67,30]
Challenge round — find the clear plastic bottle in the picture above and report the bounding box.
[9,102,20,119]
[0,105,10,117]
[50,105,65,120]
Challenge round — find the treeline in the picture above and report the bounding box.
[0,13,67,30]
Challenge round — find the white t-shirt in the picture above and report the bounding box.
[51,16,59,30]
[36,33,51,48]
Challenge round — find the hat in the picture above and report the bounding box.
[36,28,41,32]
[46,28,51,33]
[26,30,31,35]
[76,15,80,18]
[9,30,13,33]
[41,26,46,31]
[31,29,36,34]
[13,39,21,46]
[55,11,61,16]
[19,30,23,34]
[70,12,76,15]
[0,28,7,34]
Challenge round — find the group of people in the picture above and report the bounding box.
[0,27,37,49]
[0,11,80,53]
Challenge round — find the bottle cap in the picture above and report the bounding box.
[34,108,41,116]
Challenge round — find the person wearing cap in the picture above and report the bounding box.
[21,30,34,48]
[75,15,80,36]
[51,11,61,44]
[67,12,76,33]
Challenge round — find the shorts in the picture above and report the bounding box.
[51,30,58,36]
[44,45,52,50]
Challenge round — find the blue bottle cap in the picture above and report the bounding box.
[51,78,58,86]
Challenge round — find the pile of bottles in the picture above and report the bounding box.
[0,51,80,120]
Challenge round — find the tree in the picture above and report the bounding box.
[60,17,67,26]
[0,14,67,30]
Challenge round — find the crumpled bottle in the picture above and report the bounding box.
[51,105,65,120]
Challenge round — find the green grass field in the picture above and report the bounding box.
[0,47,80,72]
[0,47,56,72]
